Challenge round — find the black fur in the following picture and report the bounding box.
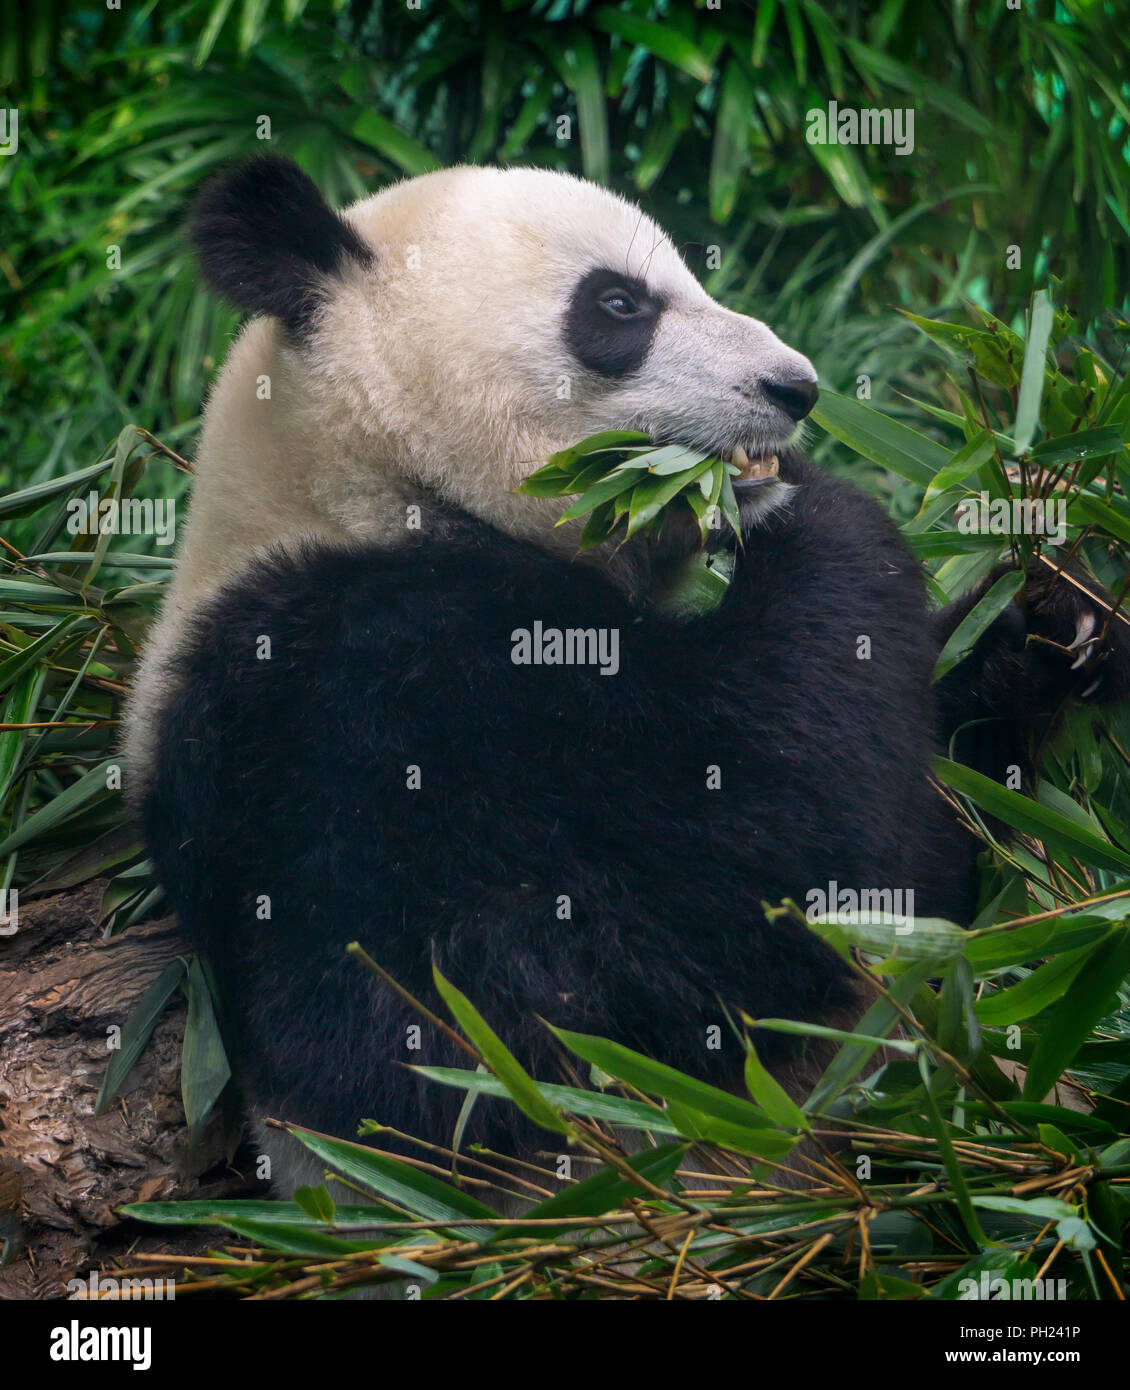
[142,456,1010,1157]
[189,155,374,338]
[564,268,663,377]
[932,555,1130,782]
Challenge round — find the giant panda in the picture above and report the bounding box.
[128,155,1130,1192]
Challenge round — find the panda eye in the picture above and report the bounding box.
[597,287,643,320]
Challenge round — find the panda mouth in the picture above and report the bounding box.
[723,444,780,489]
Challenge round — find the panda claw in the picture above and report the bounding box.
[1069,610,1097,651]
[1081,675,1102,699]
[1068,611,1100,668]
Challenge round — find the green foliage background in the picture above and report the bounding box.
[4,0,1130,1300]
[4,0,1130,504]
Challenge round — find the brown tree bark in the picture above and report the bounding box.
[0,882,247,1300]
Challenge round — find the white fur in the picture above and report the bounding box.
[126,164,815,791]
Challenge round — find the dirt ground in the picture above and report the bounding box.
[0,881,254,1299]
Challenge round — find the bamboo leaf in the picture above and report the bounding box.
[1021,928,1130,1101]
[811,391,948,487]
[95,960,187,1115]
[432,965,570,1134]
[933,758,1130,876]
[933,570,1023,681]
[1014,290,1055,455]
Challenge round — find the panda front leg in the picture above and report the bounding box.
[931,557,1130,782]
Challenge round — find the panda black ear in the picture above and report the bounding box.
[189,155,374,337]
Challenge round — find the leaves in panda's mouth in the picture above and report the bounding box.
[516,430,742,553]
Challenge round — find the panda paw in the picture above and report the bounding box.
[1023,556,1130,705]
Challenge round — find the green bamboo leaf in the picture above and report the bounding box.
[555,470,639,524]
[975,946,1092,1026]
[499,71,556,160]
[744,1035,808,1131]
[635,122,682,192]
[1014,290,1055,455]
[348,112,441,178]
[906,532,1006,559]
[0,459,112,521]
[513,466,581,498]
[238,0,270,53]
[1069,494,1130,546]
[1029,426,1124,466]
[432,965,570,1134]
[843,39,997,139]
[625,459,713,537]
[782,0,807,84]
[645,445,711,475]
[546,30,609,185]
[294,1184,336,1223]
[218,1218,372,1257]
[806,960,939,1111]
[577,499,619,552]
[0,758,119,858]
[963,1101,1115,1135]
[922,431,997,504]
[120,1199,381,1228]
[752,0,779,65]
[0,615,83,698]
[498,1142,688,1240]
[933,758,1130,876]
[551,1027,779,1132]
[811,391,948,487]
[933,1250,1038,1301]
[970,1195,1077,1221]
[718,469,741,535]
[590,8,714,81]
[751,1017,918,1052]
[181,955,231,1140]
[664,1102,799,1159]
[807,912,966,962]
[964,915,1119,972]
[710,60,755,224]
[287,1128,499,1237]
[917,1051,988,1245]
[194,0,236,67]
[411,1066,679,1133]
[1022,928,1130,1101]
[933,570,1023,681]
[899,311,1020,388]
[95,960,187,1115]
[0,668,47,806]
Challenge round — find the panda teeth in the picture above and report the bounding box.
[729,446,780,482]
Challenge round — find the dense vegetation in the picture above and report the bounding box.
[3,0,1130,1298]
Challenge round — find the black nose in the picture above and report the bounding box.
[760,375,819,422]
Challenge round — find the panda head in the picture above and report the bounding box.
[188,156,817,561]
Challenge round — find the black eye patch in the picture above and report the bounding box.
[565,268,663,378]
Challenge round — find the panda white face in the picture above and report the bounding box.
[180,158,817,599]
[320,162,817,495]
